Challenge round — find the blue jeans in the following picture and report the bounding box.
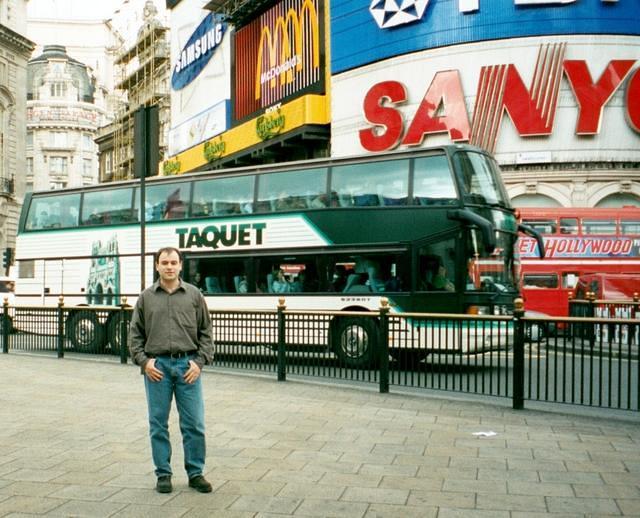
[144,355,206,478]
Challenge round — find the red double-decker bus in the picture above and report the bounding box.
[518,207,640,316]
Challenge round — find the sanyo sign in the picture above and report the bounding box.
[370,0,621,29]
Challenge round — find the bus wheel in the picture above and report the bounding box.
[106,312,131,355]
[67,311,105,353]
[333,317,378,368]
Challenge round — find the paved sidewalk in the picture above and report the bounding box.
[0,355,639,517]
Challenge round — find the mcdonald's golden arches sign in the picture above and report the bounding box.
[234,0,325,121]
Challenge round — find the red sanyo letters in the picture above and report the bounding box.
[359,59,640,152]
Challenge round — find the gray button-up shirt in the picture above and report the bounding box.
[128,280,214,371]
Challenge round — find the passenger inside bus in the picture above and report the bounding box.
[192,272,206,292]
[329,265,347,292]
[271,269,291,293]
[420,256,454,291]
[234,275,248,293]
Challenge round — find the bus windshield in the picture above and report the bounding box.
[454,150,510,207]
[468,229,518,293]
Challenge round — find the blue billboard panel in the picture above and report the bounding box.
[331,0,640,74]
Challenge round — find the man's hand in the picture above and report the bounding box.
[183,360,201,384]
[144,358,164,382]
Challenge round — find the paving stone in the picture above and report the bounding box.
[359,464,418,477]
[407,489,475,509]
[0,495,64,515]
[539,470,605,484]
[0,481,64,498]
[110,503,189,517]
[364,502,436,517]
[341,486,408,505]
[601,472,640,485]
[507,480,574,496]
[477,468,538,482]
[564,460,628,473]
[546,496,621,514]
[216,480,285,496]
[167,491,240,510]
[319,473,382,489]
[277,481,345,500]
[572,483,640,499]
[476,493,546,512]
[444,478,507,494]
[228,494,302,514]
[379,475,442,492]
[615,498,640,515]
[437,509,510,518]
[293,497,368,517]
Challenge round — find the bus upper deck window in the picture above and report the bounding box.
[559,218,578,234]
[621,220,640,235]
[413,155,456,205]
[582,219,616,235]
[522,218,556,235]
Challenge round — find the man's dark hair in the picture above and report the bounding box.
[155,247,182,264]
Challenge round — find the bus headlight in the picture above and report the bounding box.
[467,305,492,315]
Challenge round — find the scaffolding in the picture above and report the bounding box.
[108,5,170,181]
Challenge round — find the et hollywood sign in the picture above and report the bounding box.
[359,50,640,153]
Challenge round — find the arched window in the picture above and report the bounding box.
[595,194,640,208]
[510,194,562,208]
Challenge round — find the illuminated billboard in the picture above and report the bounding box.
[168,0,231,156]
[234,0,325,121]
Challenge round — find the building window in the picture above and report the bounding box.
[50,180,67,190]
[104,151,113,177]
[26,131,33,147]
[50,82,67,98]
[50,131,67,147]
[83,158,92,177]
[26,157,33,174]
[0,61,7,86]
[50,156,68,175]
[82,133,93,151]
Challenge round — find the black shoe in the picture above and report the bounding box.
[188,474,212,493]
[156,475,172,493]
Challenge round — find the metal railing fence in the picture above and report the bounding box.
[2,297,638,412]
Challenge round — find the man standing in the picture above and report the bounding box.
[129,247,214,494]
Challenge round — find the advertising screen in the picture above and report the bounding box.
[331,1,640,74]
[234,0,325,121]
[168,0,231,155]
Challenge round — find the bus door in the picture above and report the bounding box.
[412,233,460,313]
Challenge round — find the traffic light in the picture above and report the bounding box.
[2,247,13,269]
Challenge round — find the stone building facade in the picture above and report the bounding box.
[0,0,34,255]
[26,45,108,191]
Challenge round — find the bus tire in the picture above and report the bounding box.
[106,312,131,355]
[66,311,105,353]
[332,316,378,368]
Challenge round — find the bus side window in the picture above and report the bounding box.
[559,218,578,234]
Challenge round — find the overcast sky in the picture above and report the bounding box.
[27,0,167,22]
[27,0,168,49]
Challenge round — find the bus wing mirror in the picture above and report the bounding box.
[518,223,545,259]
[447,209,496,253]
